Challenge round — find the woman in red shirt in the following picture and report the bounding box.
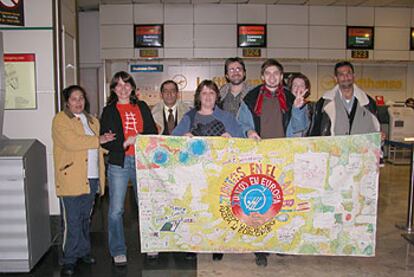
[100,71,157,266]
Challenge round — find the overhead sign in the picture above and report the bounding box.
[130,64,163,73]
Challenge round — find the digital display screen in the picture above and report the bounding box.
[347,26,374,50]
[238,24,266,48]
[134,24,163,48]
[410,28,414,50]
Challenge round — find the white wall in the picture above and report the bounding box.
[100,4,414,61]
[2,0,77,215]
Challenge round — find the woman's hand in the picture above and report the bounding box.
[247,130,261,140]
[221,132,232,138]
[293,89,308,108]
[123,135,137,149]
[99,132,116,144]
[184,132,193,137]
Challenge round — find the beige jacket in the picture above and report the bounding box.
[52,109,106,196]
[151,101,190,134]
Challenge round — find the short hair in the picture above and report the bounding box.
[288,73,311,97]
[406,98,414,105]
[160,80,179,93]
[224,57,247,82]
[62,85,90,113]
[107,71,138,105]
[193,80,221,111]
[261,59,284,76]
[334,61,354,76]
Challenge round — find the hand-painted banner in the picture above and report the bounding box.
[135,133,381,256]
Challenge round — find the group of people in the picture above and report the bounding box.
[52,58,381,275]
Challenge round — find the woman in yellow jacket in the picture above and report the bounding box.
[52,85,115,276]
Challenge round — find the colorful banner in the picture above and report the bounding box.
[135,134,380,256]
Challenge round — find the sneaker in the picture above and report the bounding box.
[212,253,223,261]
[255,253,267,267]
[80,255,96,264]
[61,263,75,275]
[185,253,196,260]
[113,255,127,266]
[146,252,159,260]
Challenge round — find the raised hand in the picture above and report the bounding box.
[293,88,308,108]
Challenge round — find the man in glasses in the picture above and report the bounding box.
[219,57,254,117]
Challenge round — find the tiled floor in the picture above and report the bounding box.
[1,163,414,276]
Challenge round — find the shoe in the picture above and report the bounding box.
[113,254,127,266]
[61,263,75,275]
[185,253,196,260]
[212,253,223,261]
[80,255,96,264]
[255,253,267,267]
[146,252,159,260]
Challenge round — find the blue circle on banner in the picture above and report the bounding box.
[189,140,207,156]
[239,184,273,215]
[153,149,169,165]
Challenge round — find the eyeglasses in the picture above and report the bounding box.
[228,67,243,73]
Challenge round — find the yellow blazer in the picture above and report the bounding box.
[52,109,106,196]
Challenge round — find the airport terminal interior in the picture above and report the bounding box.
[1,0,414,277]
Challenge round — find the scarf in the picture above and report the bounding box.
[253,85,287,116]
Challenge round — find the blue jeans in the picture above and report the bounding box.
[107,155,138,257]
[60,179,98,265]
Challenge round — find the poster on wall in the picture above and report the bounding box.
[0,0,24,26]
[4,53,37,110]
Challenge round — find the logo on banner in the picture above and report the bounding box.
[219,164,285,236]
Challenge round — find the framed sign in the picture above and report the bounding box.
[238,24,266,48]
[134,24,163,48]
[4,53,37,110]
[347,26,374,50]
[0,0,24,26]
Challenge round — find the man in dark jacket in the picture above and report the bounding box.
[239,58,306,140]
[309,61,380,136]
[238,59,306,267]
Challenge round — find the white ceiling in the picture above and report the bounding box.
[77,0,414,11]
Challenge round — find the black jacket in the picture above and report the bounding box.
[100,101,157,166]
[243,85,295,135]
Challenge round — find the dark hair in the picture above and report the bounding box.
[224,57,246,82]
[406,98,414,105]
[261,59,284,76]
[193,80,221,111]
[288,73,311,97]
[334,61,354,76]
[107,71,138,105]
[160,80,179,93]
[62,85,90,113]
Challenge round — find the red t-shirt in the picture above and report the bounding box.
[116,103,143,156]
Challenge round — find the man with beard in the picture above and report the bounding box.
[219,57,254,116]
[309,61,380,136]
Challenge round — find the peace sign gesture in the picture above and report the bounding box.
[293,88,308,108]
[291,76,309,109]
